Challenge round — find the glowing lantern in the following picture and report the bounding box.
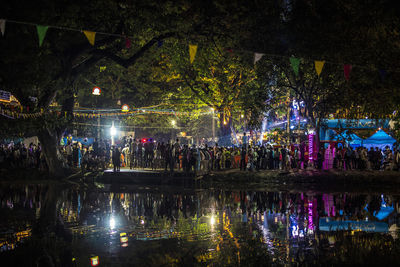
[121,104,129,112]
[92,87,101,96]
[120,232,128,243]
[90,256,99,266]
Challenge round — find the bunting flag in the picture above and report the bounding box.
[344,64,352,81]
[290,57,300,76]
[125,37,131,49]
[83,30,96,46]
[379,69,387,81]
[189,44,198,64]
[254,53,264,65]
[314,60,325,76]
[99,66,106,72]
[36,25,49,47]
[0,19,5,36]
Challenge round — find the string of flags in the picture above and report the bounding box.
[0,18,394,83]
[254,52,389,82]
[0,18,197,63]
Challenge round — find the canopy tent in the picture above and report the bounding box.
[321,129,363,148]
[332,130,363,147]
[363,130,396,150]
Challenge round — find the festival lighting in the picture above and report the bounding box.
[110,216,116,229]
[210,215,216,226]
[120,232,128,243]
[308,130,315,161]
[141,138,147,143]
[92,87,101,95]
[121,104,129,112]
[171,119,176,126]
[110,126,117,137]
[90,256,99,266]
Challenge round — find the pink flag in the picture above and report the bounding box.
[344,64,352,81]
[125,37,131,49]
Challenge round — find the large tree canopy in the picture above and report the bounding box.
[1,0,400,176]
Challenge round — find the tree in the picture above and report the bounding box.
[0,0,216,176]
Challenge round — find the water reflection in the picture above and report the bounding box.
[1,184,400,265]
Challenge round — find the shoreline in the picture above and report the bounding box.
[1,168,400,194]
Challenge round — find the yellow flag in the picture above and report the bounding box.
[83,30,96,46]
[189,44,198,64]
[315,60,325,76]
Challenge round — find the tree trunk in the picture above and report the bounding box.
[37,127,68,178]
[219,115,231,137]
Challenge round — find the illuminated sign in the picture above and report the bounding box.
[0,90,11,102]
[92,87,101,95]
[308,133,314,160]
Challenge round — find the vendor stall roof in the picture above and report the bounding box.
[363,129,396,145]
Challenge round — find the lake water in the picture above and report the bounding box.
[0,183,399,266]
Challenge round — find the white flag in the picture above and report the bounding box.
[0,19,5,36]
[254,53,264,64]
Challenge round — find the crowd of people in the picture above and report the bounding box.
[97,136,400,173]
[0,142,47,171]
[1,136,400,174]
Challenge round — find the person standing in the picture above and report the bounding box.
[121,144,130,168]
[112,146,121,172]
[240,147,246,171]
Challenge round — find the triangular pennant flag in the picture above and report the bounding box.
[290,57,300,76]
[189,44,198,64]
[314,60,325,76]
[157,40,163,48]
[125,37,131,49]
[379,69,387,81]
[254,53,264,65]
[36,25,49,47]
[0,19,5,36]
[83,30,96,46]
[344,64,352,81]
[99,66,106,72]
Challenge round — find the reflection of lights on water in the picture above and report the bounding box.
[121,242,128,247]
[308,201,314,231]
[110,217,116,229]
[210,216,216,226]
[299,230,304,238]
[90,255,99,266]
[291,225,299,237]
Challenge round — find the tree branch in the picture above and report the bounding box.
[92,31,178,68]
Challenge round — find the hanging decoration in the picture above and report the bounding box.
[0,19,5,36]
[189,44,198,64]
[254,53,264,65]
[125,37,131,49]
[83,30,96,46]
[344,64,352,81]
[290,57,300,76]
[99,66,106,72]
[314,60,325,76]
[1,18,399,85]
[36,25,49,47]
